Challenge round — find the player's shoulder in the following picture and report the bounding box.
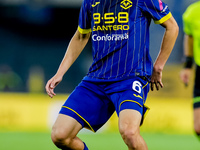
[82,0,93,5]
[83,0,92,2]
[81,0,94,10]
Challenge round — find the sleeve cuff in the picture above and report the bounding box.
[78,26,92,34]
[154,12,172,24]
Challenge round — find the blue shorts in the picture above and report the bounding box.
[59,77,150,132]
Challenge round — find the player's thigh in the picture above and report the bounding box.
[52,114,82,139]
[118,109,142,134]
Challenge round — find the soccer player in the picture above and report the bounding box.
[180,1,200,139]
[46,0,179,149]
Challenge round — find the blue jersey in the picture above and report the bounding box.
[78,0,171,82]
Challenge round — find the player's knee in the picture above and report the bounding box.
[119,127,139,149]
[51,127,72,148]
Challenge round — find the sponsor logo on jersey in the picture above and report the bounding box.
[92,2,100,7]
[93,24,129,31]
[93,12,129,31]
[120,0,132,9]
[92,33,129,41]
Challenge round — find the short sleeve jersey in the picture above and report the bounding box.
[183,1,200,66]
[78,0,171,81]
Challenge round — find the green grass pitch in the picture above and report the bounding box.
[0,132,200,150]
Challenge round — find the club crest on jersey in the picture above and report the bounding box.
[120,0,132,9]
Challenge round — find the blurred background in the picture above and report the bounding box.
[0,0,200,150]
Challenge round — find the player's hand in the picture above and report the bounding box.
[45,75,63,98]
[180,68,191,87]
[150,68,163,91]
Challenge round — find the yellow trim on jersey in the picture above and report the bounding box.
[62,106,95,132]
[119,100,142,111]
[154,12,172,24]
[133,94,143,99]
[78,26,92,34]
[142,82,149,89]
[143,104,150,119]
[141,104,150,125]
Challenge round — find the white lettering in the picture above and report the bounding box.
[92,33,129,41]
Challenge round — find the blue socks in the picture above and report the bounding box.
[83,142,89,150]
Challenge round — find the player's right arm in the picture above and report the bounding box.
[141,0,178,91]
[45,29,91,98]
[180,34,194,86]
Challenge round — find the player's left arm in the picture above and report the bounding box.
[150,16,179,91]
